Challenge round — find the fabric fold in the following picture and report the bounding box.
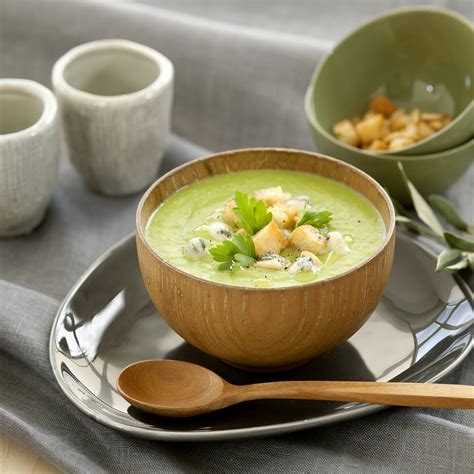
[0,0,473,472]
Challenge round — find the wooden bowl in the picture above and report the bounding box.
[136,148,395,371]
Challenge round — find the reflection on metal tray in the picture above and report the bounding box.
[49,232,473,441]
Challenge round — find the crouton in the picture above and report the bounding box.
[355,114,385,146]
[421,112,447,122]
[410,108,421,124]
[417,121,435,139]
[384,123,417,141]
[367,139,388,151]
[288,225,327,254]
[332,119,360,147]
[429,120,444,131]
[404,122,419,139]
[333,99,452,150]
[388,136,415,150]
[363,111,378,120]
[253,186,290,206]
[268,202,299,229]
[223,199,238,225]
[252,220,287,257]
[389,108,409,131]
[369,95,396,117]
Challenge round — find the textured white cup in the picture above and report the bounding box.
[0,79,60,237]
[52,39,174,196]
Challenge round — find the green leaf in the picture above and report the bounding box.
[444,231,474,252]
[296,208,332,228]
[234,254,255,267]
[218,261,233,271]
[397,162,444,237]
[428,194,469,232]
[232,233,257,259]
[468,253,474,271]
[445,256,469,272]
[395,215,441,240]
[209,240,237,262]
[209,234,256,271]
[435,249,462,271]
[233,191,272,235]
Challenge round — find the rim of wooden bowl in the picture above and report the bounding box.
[136,147,396,292]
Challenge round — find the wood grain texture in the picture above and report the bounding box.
[136,148,396,370]
[233,381,474,409]
[117,360,474,417]
[0,434,60,474]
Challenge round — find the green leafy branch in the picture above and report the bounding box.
[233,191,272,235]
[209,234,257,271]
[395,162,474,273]
[296,208,332,228]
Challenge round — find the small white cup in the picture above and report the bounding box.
[0,79,60,237]
[52,39,174,196]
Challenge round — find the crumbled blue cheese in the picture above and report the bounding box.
[184,237,208,260]
[326,231,351,255]
[207,222,232,241]
[300,250,323,267]
[288,256,321,274]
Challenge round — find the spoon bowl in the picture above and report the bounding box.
[117,360,227,416]
[117,359,474,417]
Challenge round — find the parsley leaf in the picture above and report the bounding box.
[296,208,332,228]
[209,234,257,271]
[233,191,272,235]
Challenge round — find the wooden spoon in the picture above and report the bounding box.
[117,359,474,417]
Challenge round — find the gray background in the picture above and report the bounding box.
[0,1,473,472]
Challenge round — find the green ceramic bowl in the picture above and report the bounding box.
[306,118,473,203]
[306,7,473,160]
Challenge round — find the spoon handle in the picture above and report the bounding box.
[236,381,474,409]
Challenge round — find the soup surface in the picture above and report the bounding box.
[146,170,385,288]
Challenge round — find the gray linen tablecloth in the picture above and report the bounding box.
[1,1,473,472]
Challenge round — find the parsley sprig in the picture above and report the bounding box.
[296,208,332,228]
[234,191,272,235]
[209,234,257,271]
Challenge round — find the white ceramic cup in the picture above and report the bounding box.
[52,39,174,196]
[0,79,60,237]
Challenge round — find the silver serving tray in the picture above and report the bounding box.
[49,232,473,441]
